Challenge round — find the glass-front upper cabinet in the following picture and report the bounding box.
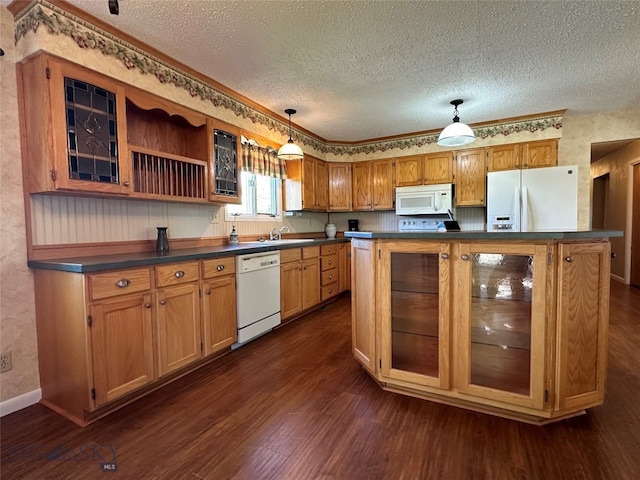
[456,243,549,409]
[208,119,241,204]
[378,241,451,390]
[19,54,131,195]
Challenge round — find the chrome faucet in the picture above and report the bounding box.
[278,226,290,239]
[269,226,290,240]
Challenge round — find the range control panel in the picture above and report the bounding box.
[398,217,444,231]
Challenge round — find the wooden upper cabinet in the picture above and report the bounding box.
[208,118,241,204]
[487,144,523,172]
[328,162,353,211]
[352,162,373,210]
[284,155,327,211]
[371,159,395,210]
[17,53,131,195]
[488,141,557,172]
[424,152,453,184]
[395,155,424,186]
[523,139,558,169]
[454,148,486,206]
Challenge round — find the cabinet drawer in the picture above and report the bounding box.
[201,257,236,279]
[302,245,320,259]
[89,268,152,301]
[321,244,337,256]
[155,261,199,287]
[321,283,339,301]
[280,248,302,263]
[321,268,338,286]
[320,253,338,271]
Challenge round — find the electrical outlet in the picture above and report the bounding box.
[210,208,220,224]
[0,351,12,373]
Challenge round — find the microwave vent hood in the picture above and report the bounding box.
[395,183,453,216]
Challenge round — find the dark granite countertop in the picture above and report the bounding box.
[344,229,623,240]
[28,237,350,273]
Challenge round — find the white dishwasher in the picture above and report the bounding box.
[234,251,281,347]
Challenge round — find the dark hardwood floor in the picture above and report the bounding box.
[2,281,639,480]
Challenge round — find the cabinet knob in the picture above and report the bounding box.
[216,265,225,271]
[174,270,185,278]
[206,290,211,295]
[461,254,470,261]
[328,260,333,265]
[123,181,130,187]
[328,289,333,294]
[159,299,167,305]
[144,303,152,308]
[441,253,449,260]
[115,279,130,288]
[329,274,333,280]
[565,256,573,263]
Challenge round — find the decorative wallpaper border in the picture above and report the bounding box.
[13,0,562,156]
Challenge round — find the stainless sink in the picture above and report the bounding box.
[238,239,316,246]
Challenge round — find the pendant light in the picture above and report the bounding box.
[277,109,304,160]
[437,99,476,147]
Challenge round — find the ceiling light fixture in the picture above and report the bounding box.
[437,99,475,147]
[277,109,304,161]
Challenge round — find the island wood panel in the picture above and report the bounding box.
[351,239,377,374]
[556,241,610,411]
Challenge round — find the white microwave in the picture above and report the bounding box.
[395,184,453,215]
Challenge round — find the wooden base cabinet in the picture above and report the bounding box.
[280,246,321,321]
[352,238,612,424]
[32,255,238,426]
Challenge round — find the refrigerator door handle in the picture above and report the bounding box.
[521,186,529,232]
[514,186,521,232]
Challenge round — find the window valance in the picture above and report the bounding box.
[241,141,287,179]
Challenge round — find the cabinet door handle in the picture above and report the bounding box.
[216,265,225,271]
[144,303,152,308]
[123,180,130,187]
[159,299,167,305]
[206,290,211,295]
[115,279,131,288]
[565,256,573,263]
[461,254,469,261]
[441,253,449,260]
[174,270,185,278]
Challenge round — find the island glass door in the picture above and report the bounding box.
[457,243,547,409]
[379,241,450,389]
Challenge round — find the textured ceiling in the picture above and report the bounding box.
[16,1,640,142]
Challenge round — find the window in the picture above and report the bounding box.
[225,171,282,221]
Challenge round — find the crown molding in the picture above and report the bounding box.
[12,0,563,157]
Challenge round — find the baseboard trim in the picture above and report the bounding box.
[0,389,42,417]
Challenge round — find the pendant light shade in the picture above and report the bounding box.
[277,109,304,160]
[437,99,476,147]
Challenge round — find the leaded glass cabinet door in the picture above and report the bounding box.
[48,58,130,194]
[209,119,241,203]
[378,241,451,389]
[457,243,548,410]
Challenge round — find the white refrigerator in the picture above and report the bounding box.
[486,165,578,232]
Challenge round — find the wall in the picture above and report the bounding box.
[591,139,640,280]
[0,7,40,407]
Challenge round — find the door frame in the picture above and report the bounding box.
[626,159,640,285]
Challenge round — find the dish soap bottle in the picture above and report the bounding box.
[229,225,239,245]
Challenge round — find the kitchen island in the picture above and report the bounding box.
[345,229,622,424]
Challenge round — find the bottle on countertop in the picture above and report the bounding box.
[229,225,239,245]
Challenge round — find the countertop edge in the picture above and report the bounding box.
[28,238,350,273]
[344,230,623,240]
